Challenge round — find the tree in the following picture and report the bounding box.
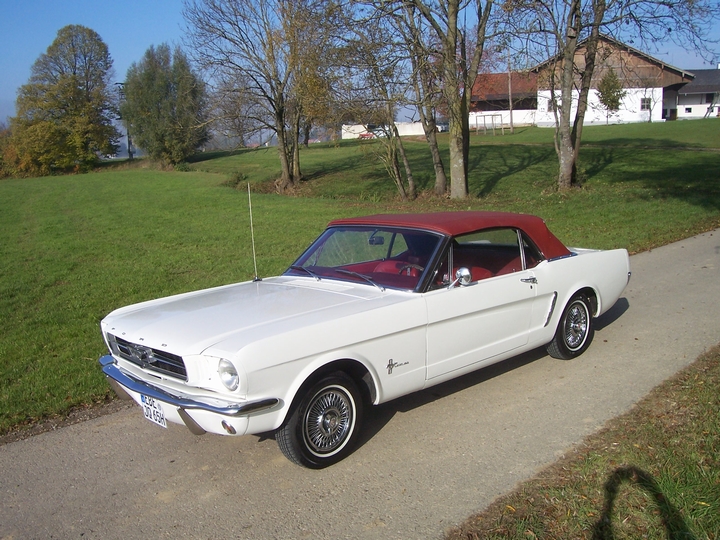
[398,0,495,199]
[121,44,209,164]
[184,0,341,192]
[503,0,720,189]
[341,15,417,200]
[393,3,448,195]
[8,25,119,175]
[596,67,625,124]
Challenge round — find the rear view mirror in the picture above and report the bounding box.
[368,236,385,246]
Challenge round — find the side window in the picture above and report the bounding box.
[453,228,523,281]
[426,228,543,290]
[521,233,543,269]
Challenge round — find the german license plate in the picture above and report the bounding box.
[140,394,167,428]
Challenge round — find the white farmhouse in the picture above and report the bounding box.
[471,36,719,128]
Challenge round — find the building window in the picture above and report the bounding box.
[706,93,715,104]
[685,107,693,113]
[640,98,652,111]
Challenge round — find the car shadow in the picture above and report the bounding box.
[355,346,548,450]
[595,297,629,331]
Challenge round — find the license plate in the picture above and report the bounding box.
[140,394,167,428]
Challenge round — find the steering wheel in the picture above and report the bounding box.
[397,263,424,275]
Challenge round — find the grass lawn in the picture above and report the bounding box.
[0,119,719,536]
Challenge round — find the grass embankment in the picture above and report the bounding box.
[0,120,719,536]
[447,345,720,539]
[1,120,719,434]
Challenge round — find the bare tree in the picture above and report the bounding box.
[393,3,448,195]
[503,0,720,189]
[399,0,495,199]
[340,14,417,200]
[184,0,340,192]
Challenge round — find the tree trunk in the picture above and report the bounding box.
[446,74,468,198]
[444,2,468,199]
[406,14,447,195]
[275,106,294,192]
[389,144,408,201]
[292,111,302,183]
[302,120,311,148]
[570,0,605,183]
[555,0,581,190]
[394,124,416,200]
[423,118,447,195]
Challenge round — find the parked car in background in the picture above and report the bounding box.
[99,212,630,468]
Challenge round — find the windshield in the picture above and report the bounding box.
[285,226,443,291]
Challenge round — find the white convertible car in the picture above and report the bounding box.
[99,212,630,468]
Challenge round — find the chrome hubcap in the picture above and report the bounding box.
[564,302,588,350]
[304,387,353,455]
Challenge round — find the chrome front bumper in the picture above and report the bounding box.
[99,355,280,418]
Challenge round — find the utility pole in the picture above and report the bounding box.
[507,49,515,134]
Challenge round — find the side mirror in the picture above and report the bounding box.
[449,267,472,288]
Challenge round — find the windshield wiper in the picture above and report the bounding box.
[335,269,385,291]
[289,265,321,281]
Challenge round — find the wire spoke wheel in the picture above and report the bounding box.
[564,301,589,351]
[277,372,363,468]
[547,293,594,360]
[304,386,354,455]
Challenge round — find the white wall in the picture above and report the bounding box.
[341,124,369,139]
[676,93,719,119]
[535,87,664,126]
[394,122,425,137]
[341,122,426,139]
[469,110,537,131]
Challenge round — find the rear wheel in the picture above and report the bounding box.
[547,293,594,359]
[277,372,363,468]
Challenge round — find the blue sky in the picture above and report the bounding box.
[1,1,719,123]
[0,0,186,122]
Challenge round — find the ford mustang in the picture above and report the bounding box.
[99,212,630,468]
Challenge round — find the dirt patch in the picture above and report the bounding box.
[0,399,135,446]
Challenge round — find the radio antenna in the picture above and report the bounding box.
[247,183,260,281]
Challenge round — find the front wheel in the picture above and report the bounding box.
[276,372,363,468]
[546,293,594,360]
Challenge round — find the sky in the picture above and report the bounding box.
[0,0,186,123]
[1,1,719,124]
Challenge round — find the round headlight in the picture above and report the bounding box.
[218,359,239,391]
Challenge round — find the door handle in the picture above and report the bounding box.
[520,277,537,284]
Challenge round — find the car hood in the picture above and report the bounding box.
[101,276,397,356]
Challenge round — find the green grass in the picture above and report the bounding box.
[0,118,719,436]
[447,345,720,540]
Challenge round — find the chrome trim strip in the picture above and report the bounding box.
[544,292,558,327]
[99,355,281,417]
[547,252,578,262]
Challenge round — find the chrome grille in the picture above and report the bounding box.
[108,334,187,381]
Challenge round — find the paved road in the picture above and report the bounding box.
[2,231,719,540]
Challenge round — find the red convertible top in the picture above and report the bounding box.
[329,211,571,259]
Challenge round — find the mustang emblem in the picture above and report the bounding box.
[386,359,409,375]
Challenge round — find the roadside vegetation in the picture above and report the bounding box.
[1,119,719,536]
[447,344,720,539]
